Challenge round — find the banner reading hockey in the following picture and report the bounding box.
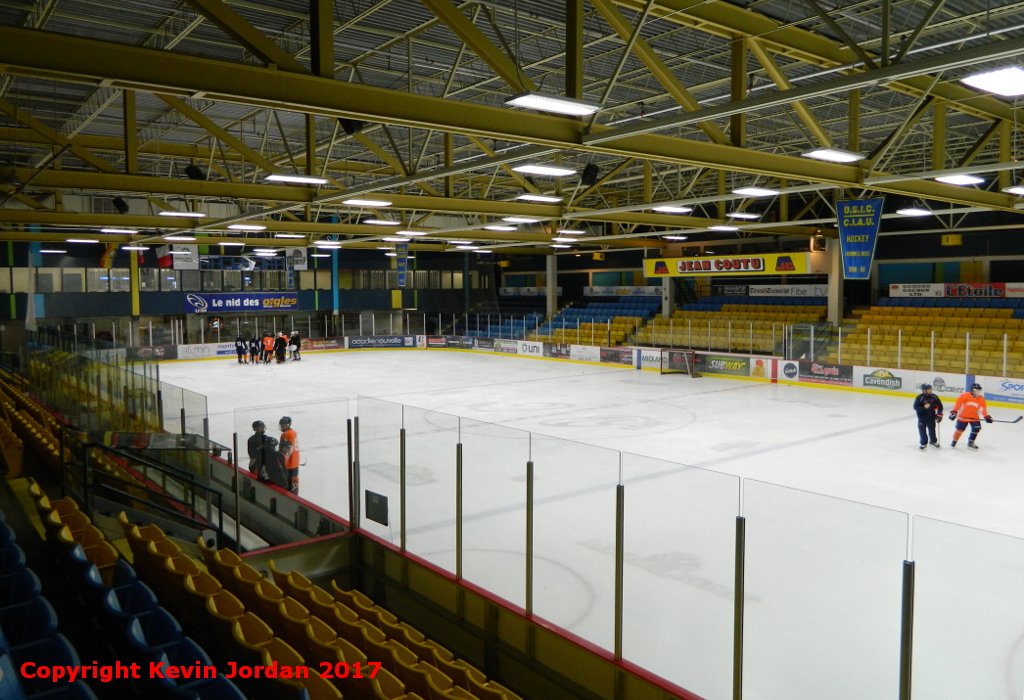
[644,253,810,277]
[837,198,883,280]
[396,242,409,288]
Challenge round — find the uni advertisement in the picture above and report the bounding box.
[644,253,810,277]
[837,198,883,280]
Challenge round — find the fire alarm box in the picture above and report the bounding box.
[593,253,606,261]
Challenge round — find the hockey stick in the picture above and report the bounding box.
[990,416,1023,424]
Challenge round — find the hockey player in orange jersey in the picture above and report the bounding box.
[949,383,994,450]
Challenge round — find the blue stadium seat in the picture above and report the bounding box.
[0,569,40,608]
[28,681,99,699]
[0,652,25,700]
[0,596,57,650]
[0,545,25,576]
[13,634,80,695]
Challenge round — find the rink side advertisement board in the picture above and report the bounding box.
[695,354,750,376]
[889,282,1024,298]
[184,292,299,313]
[976,375,1024,405]
[836,198,883,280]
[643,253,810,277]
[347,336,416,349]
[600,348,633,365]
[798,361,854,386]
[856,367,910,391]
[543,343,572,359]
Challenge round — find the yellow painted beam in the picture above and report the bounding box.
[0,97,120,173]
[181,0,308,73]
[123,89,139,175]
[746,38,832,147]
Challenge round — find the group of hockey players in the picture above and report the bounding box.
[246,416,300,493]
[235,331,301,365]
[913,382,997,450]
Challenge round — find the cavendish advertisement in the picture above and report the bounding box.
[644,253,810,277]
[857,367,909,391]
[184,292,299,314]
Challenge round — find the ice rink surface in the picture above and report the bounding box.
[160,350,1024,700]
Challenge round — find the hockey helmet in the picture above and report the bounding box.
[252,420,265,431]
[263,436,279,449]
[279,416,292,429]
[971,383,983,392]
[920,384,932,391]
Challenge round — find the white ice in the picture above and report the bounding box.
[159,350,1024,700]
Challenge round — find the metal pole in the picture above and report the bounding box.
[867,328,872,366]
[359,315,363,336]
[613,483,625,660]
[899,561,916,700]
[607,320,610,347]
[232,432,241,553]
[525,459,534,615]
[728,320,731,351]
[689,320,692,350]
[372,314,376,336]
[390,313,393,336]
[708,320,711,352]
[837,327,842,365]
[1004,333,1008,377]
[347,418,354,527]
[733,515,746,700]
[898,329,902,369]
[456,442,463,580]
[200,322,204,345]
[180,407,186,435]
[965,332,971,374]
[749,322,753,354]
[353,416,361,529]
[930,331,935,372]
[399,426,406,551]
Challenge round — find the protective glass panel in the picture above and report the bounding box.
[530,433,619,650]
[161,384,185,434]
[621,453,739,700]
[460,417,530,608]
[234,398,349,515]
[181,388,208,436]
[743,480,907,700]
[402,406,459,572]
[912,516,1024,699]
[357,397,404,543]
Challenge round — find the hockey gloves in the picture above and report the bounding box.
[949,411,957,420]
[985,415,994,423]
[936,414,942,423]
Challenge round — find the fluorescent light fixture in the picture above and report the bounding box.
[255,252,277,257]
[557,229,584,235]
[896,207,932,217]
[167,251,190,255]
[40,249,66,254]
[253,248,278,252]
[516,193,563,203]
[709,225,739,231]
[397,230,428,236]
[732,187,779,197]
[727,212,760,220]
[219,241,246,246]
[67,239,99,244]
[504,92,601,116]
[163,235,196,241]
[551,244,572,248]
[385,252,398,257]
[274,233,305,238]
[961,66,1024,97]
[311,254,331,258]
[512,165,576,177]
[1003,186,1024,195]
[484,225,516,231]
[314,240,342,247]
[265,173,328,185]
[935,174,985,186]
[663,235,688,241]
[377,246,394,250]
[343,198,391,207]
[227,224,266,231]
[652,206,693,214]
[476,249,493,253]
[705,250,716,254]
[502,216,540,223]
[121,245,149,250]
[158,210,205,218]
[801,147,865,163]
[382,237,411,242]
[99,228,137,234]
[455,245,479,250]
[551,237,577,242]
[364,218,401,226]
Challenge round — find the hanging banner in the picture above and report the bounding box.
[643,253,810,277]
[285,247,307,271]
[396,243,409,288]
[184,292,298,313]
[837,198,883,280]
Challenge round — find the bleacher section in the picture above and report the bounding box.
[458,301,546,340]
[529,297,660,346]
[0,500,99,700]
[635,297,827,353]
[833,298,1024,374]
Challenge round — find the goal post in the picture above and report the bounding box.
[659,348,699,377]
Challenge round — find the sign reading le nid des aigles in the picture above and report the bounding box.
[184,293,298,314]
[837,198,884,280]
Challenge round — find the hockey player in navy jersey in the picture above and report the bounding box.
[913,384,944,450]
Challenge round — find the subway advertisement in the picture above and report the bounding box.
[644,253,811,277]
[696,354,751,376]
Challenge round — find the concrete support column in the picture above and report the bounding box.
[662,277,674,319]
[545,255,557,319]
[828,240,843,328]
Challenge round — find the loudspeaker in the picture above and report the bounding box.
[581,163,600,187]
[184,164,206,180]
[339,118,365,136]
[112,197,130,215]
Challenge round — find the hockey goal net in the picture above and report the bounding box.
[658,348,699,377]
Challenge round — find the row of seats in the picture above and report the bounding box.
[0,503,97,700]
[30,483,245,699]
[876,297,1024,308]
[683,296,825,311]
